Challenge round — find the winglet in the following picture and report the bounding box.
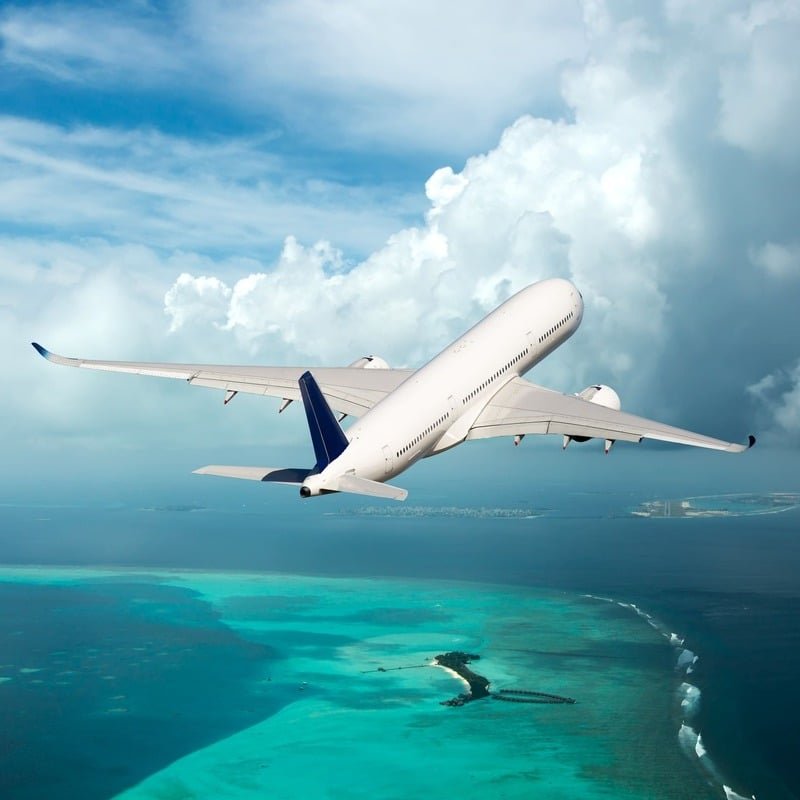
[725,434,757,453]
[31,342,51,360]
[298,370,349,471]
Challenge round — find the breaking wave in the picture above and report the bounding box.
[678,681,701,718]
[676,647,698,673]
[724,786,757,800]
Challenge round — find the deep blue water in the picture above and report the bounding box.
[1,485,799,799]
[0,578,293,800]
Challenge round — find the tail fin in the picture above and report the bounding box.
[299,371,349,471]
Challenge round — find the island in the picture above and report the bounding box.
[365,650,577,707]
[433,651,491,706]
[630,492,800,519]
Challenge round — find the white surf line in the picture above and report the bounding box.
[582,593,758,800]
[723,786,757,800]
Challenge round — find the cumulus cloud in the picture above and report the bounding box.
[159,4,700,394]
[153,0,800,442]
[8,0,800,458]
[164,274,232,333]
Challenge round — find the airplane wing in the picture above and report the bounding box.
[467,377,755,453]
[31,343,413,419]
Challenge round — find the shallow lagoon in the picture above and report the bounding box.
[0,568,719,799]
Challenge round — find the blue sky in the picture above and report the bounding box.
[2,0,799,498]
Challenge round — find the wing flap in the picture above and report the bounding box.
[469,378,754,453]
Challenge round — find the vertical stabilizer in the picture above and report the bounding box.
[298,371,349,471]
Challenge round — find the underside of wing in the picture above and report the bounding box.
[31,343,413,418]
[468,377,755,453]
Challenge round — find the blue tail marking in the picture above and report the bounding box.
[298,371,349,471]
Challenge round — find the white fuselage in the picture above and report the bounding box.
[305,278,583,492]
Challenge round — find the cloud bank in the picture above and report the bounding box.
[5,0,800,458]
[158,0,800,440]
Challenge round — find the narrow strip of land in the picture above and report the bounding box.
[365,650,577,707]
[433,651,490,706]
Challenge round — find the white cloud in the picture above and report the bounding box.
[747,360,800,441]
[718,19,800,159]
[1,1,586,155]
[0,116,418,257]
[161,2,731,396]
[0,5,183,85]
[749,241,800,278]
[164,274,232,333]
[667,0,800,160]
[160,71,687,397]
[189,0,587,152]
[153,1,799,430]
[7,0,800,457]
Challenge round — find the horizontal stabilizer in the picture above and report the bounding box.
[333,474,408,501]
[193,466,311,484]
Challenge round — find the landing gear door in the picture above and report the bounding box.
[382,445,394,475]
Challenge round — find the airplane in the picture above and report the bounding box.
[32,277,754,501]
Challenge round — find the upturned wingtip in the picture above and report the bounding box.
[748,434,756,449]
[31,342,50,359]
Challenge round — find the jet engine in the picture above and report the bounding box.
[348,355,389,369]
[577,384,620,411]
[564,384,621,453]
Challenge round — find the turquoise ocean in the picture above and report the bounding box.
[1,452,799,800]
[2,567,717,800]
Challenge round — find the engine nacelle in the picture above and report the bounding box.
[348,355,389,369]
[564,384,621,453]
[577,384,621,411]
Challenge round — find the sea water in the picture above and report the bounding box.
[1,475,798,800]
[1,567,716,800]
